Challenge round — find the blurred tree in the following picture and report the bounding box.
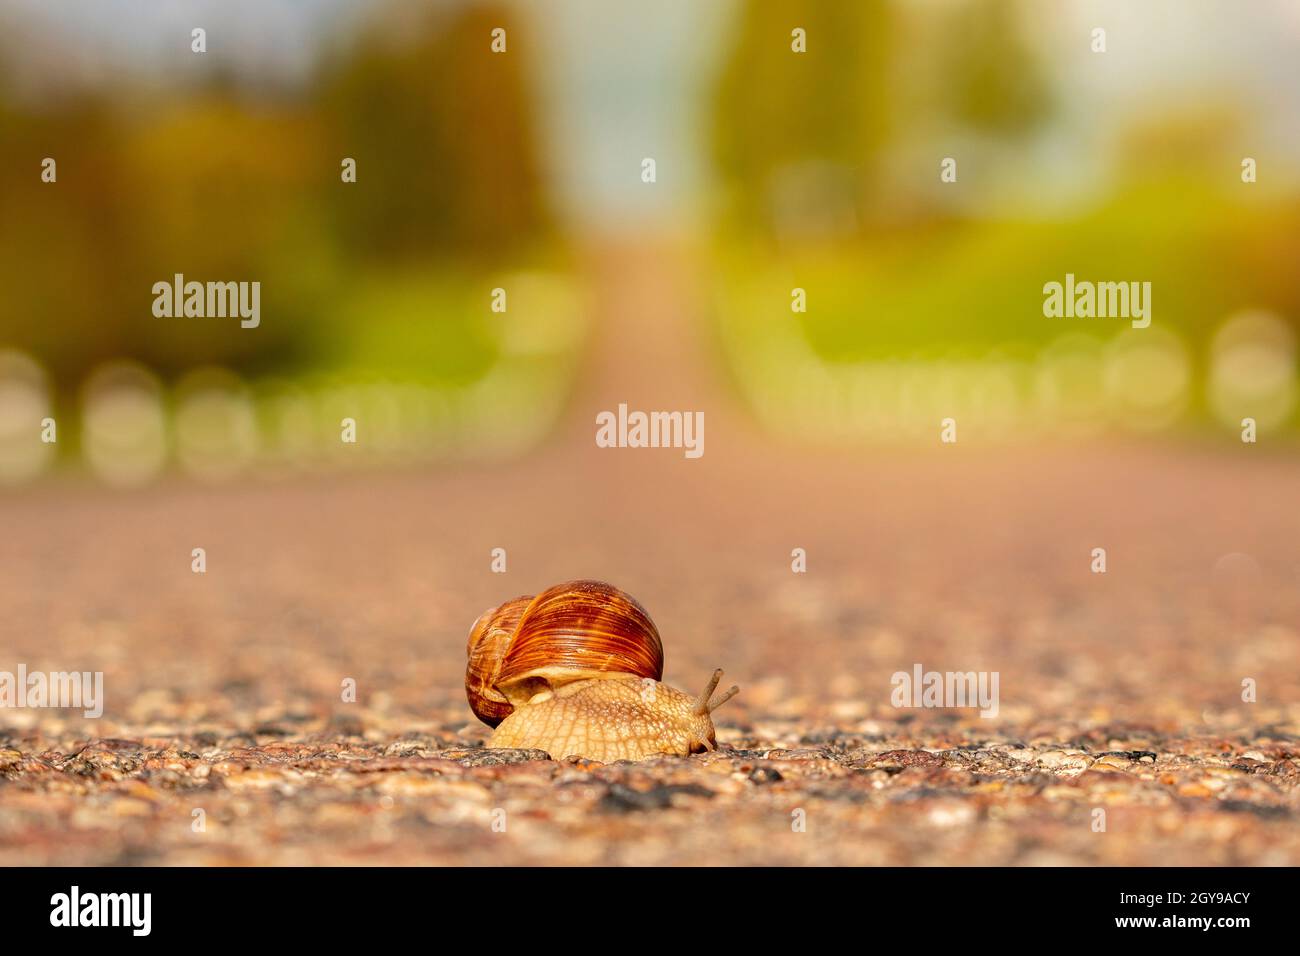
[0,0,554,394]
[0,92,136,387]
[320,1,550,264]
[119,93,336,378]
[937,0,1052,137]
[710,0,896,239]
[0,85,334,385]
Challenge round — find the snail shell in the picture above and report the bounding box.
[465,580,664,727]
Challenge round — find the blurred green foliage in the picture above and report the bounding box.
[0,1,551,392]
[711,0,1052,238]
[707,0,1299,435]
[720,179,1300,362]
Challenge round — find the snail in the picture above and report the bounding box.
[465,580,739,762]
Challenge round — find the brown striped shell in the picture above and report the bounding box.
[465,580,665,727]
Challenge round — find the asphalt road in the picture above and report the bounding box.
[1,244,1297,865]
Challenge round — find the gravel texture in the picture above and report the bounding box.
[2,247,1297,865]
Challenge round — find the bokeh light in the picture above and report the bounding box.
[1033,334,1106,436]
[174,368,259,481]
[1104,327,1191,430]
[255,379,319,474]
[1208,310,1297,434]
[0,349,55,485]
[81,361,168,487]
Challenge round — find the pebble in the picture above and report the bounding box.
[598,782,715,813]
[1093,754,1132,771]
[747,766,783,784]
[870,749,945,769]
[221,769,300,792]
[1037,750,1094,775]
[927,802,977,827]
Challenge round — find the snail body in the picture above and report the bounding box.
[465,580,738,762]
